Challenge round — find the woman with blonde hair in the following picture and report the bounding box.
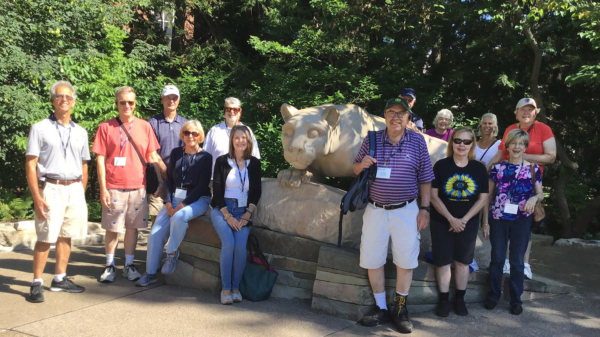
[425,109,454,141]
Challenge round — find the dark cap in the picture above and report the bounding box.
[384,97,412,113]
[398,88,416,99]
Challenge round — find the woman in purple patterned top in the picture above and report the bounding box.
[424,109,454,141]
[483,129,543,316]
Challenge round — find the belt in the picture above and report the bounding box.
[44,178,81,186]
[369,198,415,210]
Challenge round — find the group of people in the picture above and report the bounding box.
[25,81,556,335]
[25,81,262,306]
[356,90,555,334]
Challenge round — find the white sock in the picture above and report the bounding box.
[374,292,388,311]
[33,278,44,286]
[53,273,66,282]
[106,254,115,266]
[505,258,510,265]
[396,291,408,296]
[125,254,134,266]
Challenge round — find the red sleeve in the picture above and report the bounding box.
[538,122,555,142]
[145,122,161,155]
[91,123,107,156]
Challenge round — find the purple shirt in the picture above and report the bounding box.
[354,129,434,204]
[424,128,453,142]
[148,113,188,165]
[489,162,542,220]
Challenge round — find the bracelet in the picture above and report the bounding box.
[246,208,254,214]
[224,214,232,220]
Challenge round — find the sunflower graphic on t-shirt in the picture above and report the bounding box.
[444,174,477,200]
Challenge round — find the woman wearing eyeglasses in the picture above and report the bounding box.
[136,120,212,286]
[430,127,489,317]
[424,109,454,142]
[203,97,261,179]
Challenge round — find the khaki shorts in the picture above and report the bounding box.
[101,188,149,232]
[147,183,166,216]
[35,181,88,243]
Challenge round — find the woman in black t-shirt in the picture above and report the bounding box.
[430,127,489,318]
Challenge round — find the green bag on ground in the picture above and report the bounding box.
[239,234,278,302]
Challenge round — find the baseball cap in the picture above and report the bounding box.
[384,97,412,113]
[398,88,416,99]
[162,85,180,97]
[515,98,538,111]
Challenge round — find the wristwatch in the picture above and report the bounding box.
[419,206,431,212]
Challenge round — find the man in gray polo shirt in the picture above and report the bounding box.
[25,80,90,303]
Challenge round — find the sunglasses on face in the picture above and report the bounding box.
[453,138,473,145]
[53,94,74,102]
[118,101,135,106]
[224,107,241,113]
[183,131,200,137]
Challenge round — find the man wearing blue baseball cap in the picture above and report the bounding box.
[381,88,424,132]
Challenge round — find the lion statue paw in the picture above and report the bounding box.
[277,168,313,189]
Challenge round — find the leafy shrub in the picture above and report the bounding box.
[87,201,103,222]
[0,191,34,221]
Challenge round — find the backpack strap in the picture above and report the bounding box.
[116,117,147,167]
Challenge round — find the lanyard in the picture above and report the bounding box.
[382,133,407,166]
[518,122,535,134]
[234,157,247,194]
[181,148,198,187]
[119,119,134,155]
[478,140,497,162]
[50,115,72,159]
[507,159,524,200]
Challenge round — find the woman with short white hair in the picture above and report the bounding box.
[425,109,454,142]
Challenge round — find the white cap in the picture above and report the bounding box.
[162,85,180,97]
[515,98,538,112]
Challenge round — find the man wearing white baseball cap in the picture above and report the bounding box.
[148,85,189,218]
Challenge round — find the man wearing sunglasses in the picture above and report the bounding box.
[147,85,188,219]
[25,81,90,303]
[380,88,424,132]
[92,86,161,284]
[354,97,434,334]
[203,97,260,179]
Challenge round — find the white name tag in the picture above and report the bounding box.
[504,203,519,214]
[114,157,127,166]
[238,195,247,208]
[376,167,391,179]
[174,188,187,200]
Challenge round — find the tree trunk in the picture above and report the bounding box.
[171,0,187,53]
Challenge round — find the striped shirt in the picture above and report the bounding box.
[148,113,188,165]
[354,129,434,204]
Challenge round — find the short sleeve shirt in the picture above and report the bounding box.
[424,128,454,142]
[148,113,188,165]
[91,117,160,189]
[431,157,489,223]
[489,162,542,220]
[498,121,554,174]
[26,115,91,181]
[354,129,434,204]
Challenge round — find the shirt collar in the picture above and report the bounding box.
[49,113,75,127]
[382,128,410,145]
[158,113,183,124]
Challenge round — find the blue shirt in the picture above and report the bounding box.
[164,147,212,205]
[148,113,188,165]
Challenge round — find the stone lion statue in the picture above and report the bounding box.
[277,103,448,188]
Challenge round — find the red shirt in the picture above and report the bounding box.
[92,117,160,189]
[498,121,554,174]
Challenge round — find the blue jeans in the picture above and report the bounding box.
[488,216,532,306]
[210,198,250,291]
[145,195,211,274]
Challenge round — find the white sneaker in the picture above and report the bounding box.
[220,291,233,305]
[502,259,510,275]
[524,263,533,280]
[100,265,116,283]
[232,291,243,303]
[123,264,141,281]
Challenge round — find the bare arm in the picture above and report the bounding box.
[81,161,88,193]
[353,155,377,175]
[148,151,164,183]
[461,192,489,222]
[523,137,556,166]
[417,182,431,231]
[26,155,48,219]
[487,150,503,172]
[97,155,110,209]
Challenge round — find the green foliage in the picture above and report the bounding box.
[87,201,103,222]
[0,191,33,222]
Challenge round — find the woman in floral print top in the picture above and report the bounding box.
[483,129,544,316]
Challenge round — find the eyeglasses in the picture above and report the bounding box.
[183,131,200,137]
[385,111,409,118]
[163,96,178,101]
[53,94,74,102]
[224,107,241,113]
[452,138,473,145]
[509,142,527,147]
[118,101,135,106]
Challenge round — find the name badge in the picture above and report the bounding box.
[504,203,519,214]
[114,157,127,166]
[238,195,248,208]
[174,188,187,200]
[376,167,391,179]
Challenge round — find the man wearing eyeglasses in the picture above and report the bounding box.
[25,81,90,303]
[380,88,424,132]
[91,86,161,284]
[203,97,260,178]
[147,85,188,219]
[354,97,433,334]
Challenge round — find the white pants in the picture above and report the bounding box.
[35,182,88,243]
[359,200,420,270]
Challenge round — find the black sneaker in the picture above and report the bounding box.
[391,294,413,334]
[454,299,469,316]
[27,282,44,303]
[435,300,451,317]
[510,304,523,315]
[359,307,391,327]
[484,298,497,310]
[50,277,85,293]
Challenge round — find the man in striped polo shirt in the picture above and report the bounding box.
[353,97,434,334]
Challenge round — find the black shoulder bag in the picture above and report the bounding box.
[116,117,159,194]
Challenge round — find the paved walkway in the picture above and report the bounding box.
[1,243,599,337]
